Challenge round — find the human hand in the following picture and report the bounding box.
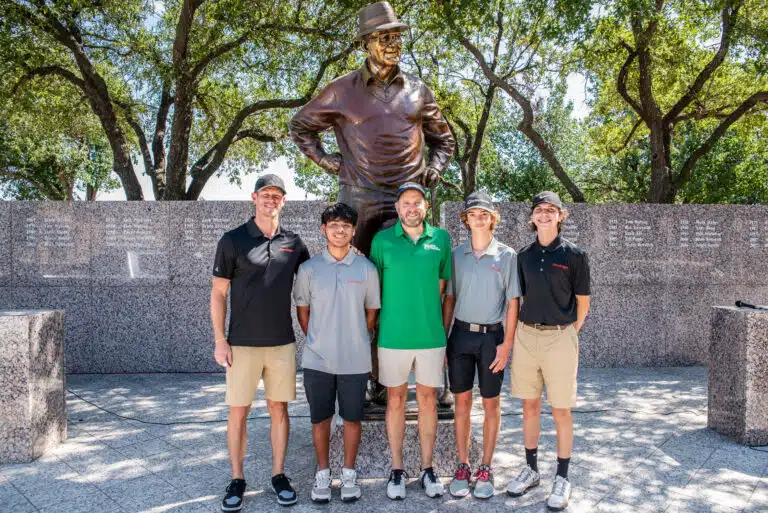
[423,167,441,188]
[489,343,511,373]
[214,339,232,368]
[319,153,342,175]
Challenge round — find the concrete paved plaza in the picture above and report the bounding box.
[1,367,767,512]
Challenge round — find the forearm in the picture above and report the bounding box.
[210,292,228,341]
[442,295,456,335]
[296,306,310,335]
[575,295,590,330]
[365,309,378,331]
[503,298,519,345]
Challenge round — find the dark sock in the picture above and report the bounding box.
[525,447,538,472]
[556,457,570,479]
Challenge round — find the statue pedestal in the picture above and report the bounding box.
[0,310,66,463]
[708,306,768,445]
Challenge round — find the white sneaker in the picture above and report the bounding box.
[547,475,571,511]
[420,467,445,498]
[311,468,331,503]
[506,465,540,497]
[340,467,361,502]
[386,469,407,500]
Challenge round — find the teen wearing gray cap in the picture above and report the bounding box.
[442,191,520,499]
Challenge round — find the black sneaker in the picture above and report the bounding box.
[271,473,298,506]
[221,479,246,512]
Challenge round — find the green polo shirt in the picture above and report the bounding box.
[369,220,452,350]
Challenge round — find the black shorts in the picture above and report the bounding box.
[447,327,505,399]
[303,368,368,424]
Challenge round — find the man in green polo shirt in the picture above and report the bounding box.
[369,182,452,501]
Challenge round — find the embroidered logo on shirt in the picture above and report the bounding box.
[423,243,440,251]
[552,263,568,270]
[489,265,501,272]
[347,280,363,284]
[279,248,294,252]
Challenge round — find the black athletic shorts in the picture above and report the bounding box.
[447,327,505,398]
[303,368,368,424]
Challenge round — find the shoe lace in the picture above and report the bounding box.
[517,466,535,484]
[315,471,331,488]
[454,464,471,481]
[474,466,492,483]
[422,468,438,485]
[342,469,356,487]
[226,479,244,494]
[552,476,568,496]
[273,473,292,489]
[390,469,407,485]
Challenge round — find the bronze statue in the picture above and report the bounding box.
[289,1,455,407]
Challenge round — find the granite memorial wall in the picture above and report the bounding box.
[0,200,766,372]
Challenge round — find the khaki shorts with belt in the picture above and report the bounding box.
[511,322,579,409]
[225,344,296,406]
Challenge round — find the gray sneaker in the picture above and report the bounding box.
[310,468,331,504]
[472,465,494,499]
[506,465,540,497]
[340,467,361,503]
[449,463,471,497]
[547,475,571,511]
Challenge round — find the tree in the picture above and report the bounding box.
[3,0,360,200]
[586,0,768,202]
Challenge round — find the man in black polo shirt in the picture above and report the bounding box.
[211,174,309,511]
[505,191,590,511]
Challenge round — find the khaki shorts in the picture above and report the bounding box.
[511,322,579,408]
[377,347,445,388]
[225,344,296,406]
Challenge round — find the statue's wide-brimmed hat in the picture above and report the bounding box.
[355,2,409,41]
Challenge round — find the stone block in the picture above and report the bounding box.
[328,415,480,478]
[168,286,219,373]
[168,201,252,286]
[708,306,768,445]
[90,287,171,373]
[0,202,10,286]
[10,202,92,286]
[0,310,66,463]
[90,202,170,286]
[279,201,329,257]
[0,287,93,374]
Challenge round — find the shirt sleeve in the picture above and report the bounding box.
[369,233,384,279]
[445,251,456,296]
[439,231,452,281]
[517,251,527,296]
[364,261,381,309]
[571,250,591,296]
[295,238,311,272]
[293,263,311,307]
[212,235,235,279]
[421,84,455,173]
[505,252,522,301]
[288,83,340,165]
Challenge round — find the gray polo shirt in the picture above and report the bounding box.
[446,238,521,324]
[293,248,381,374]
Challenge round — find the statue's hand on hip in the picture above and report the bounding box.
[319,153,342,175]
[423,166,441,188]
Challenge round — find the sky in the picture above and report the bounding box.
[97,74,589,201]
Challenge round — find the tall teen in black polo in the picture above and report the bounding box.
[506,191,590,511]
[211,174,309,511]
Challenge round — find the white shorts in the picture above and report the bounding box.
[377,347,446,388]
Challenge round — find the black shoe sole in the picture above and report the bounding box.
[506,481,540,497]
[221,504,243,512]
[547,503,568,511]
[311,498,330,504]
[341,496,360,503]
[276,498,298,507]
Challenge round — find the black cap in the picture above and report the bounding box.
[532,190,563,210]
[462,190,495,214]
[396,181,426,200]
[254,173,286,195]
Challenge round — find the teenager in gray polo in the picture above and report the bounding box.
[442,191,520,499]
[294,203,380,504]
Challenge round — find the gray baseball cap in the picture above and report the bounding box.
[396,181,426,200]
[462,190,495,214]
[254,174,286,194]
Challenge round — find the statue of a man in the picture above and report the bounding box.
[289,1,455,406]
[289,1,455,256]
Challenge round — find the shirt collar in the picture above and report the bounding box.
[394,220,434,241]
[463,237,500,256]
[322,247,356,265]
[361,60,405,86]
[247,217,281,239]
[535,235,562,253]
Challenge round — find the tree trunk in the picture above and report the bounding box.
[647,120,674,202]
[165,78,195,200]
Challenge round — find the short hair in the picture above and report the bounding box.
[528,206,569,233]
[321,202,358,226]
[460,209,501,233]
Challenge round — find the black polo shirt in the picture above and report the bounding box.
[518,235,590,326]
[212,218,310,347]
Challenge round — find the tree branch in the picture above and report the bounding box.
[191,31,250,78]
[674,91,768,188]
[612,117,643,153]
[617,42,645,120]
[12,65,86,95]
[664,5,738,124]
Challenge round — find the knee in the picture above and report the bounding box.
[417,387,437,409]
[551,408,572,422]
[482,397,500,414]
[387,389,407,410]
[229,406,249,421]
[522,398,542,415]
[267,401,288,420]
[454,392,473,414]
